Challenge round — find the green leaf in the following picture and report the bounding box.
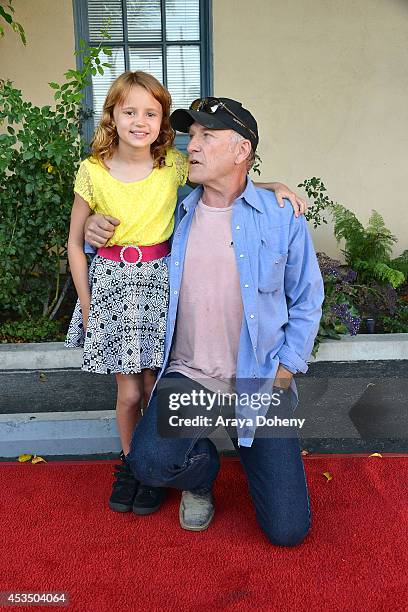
[0,6,13,24]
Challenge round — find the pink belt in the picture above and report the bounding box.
[98,241,170,264]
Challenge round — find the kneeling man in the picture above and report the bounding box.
[128,97,324,545]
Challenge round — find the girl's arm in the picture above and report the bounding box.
[67,194,92,328]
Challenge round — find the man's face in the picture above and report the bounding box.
[187,122,238,185]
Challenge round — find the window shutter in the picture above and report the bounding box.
[127,0,162,41]
[167,45,200,109]
[88,0,124,41]
[92,49,126,123]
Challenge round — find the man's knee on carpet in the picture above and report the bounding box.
[261,517,311,547]
[127,439,180,486]
[128,436,219,490]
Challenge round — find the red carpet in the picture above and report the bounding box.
[1,457,407,612]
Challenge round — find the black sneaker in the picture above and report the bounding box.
[132,485,166,516]
[109,454,139,513]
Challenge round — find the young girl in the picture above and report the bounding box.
[66,70,304,516]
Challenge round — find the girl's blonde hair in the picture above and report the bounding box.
[91,71,175,168]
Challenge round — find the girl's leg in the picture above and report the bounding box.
[109,373,142,513]
[136,369,166,516]
[115,373,143,455]
[141,368,157,411]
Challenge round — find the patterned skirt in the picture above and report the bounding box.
[65,255,169,375]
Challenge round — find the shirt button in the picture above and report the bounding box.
[244,284,249,288]
[250,314,255,319]
[239,253,244,258]
[174,290,178,295]
[174,261,179,266]
[275,260,280,264]
[236,225,241,230]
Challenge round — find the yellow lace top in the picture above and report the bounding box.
[74,147,189,246]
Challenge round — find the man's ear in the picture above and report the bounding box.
[235,139,252,165]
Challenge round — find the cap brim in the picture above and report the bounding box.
[170,109,229,133]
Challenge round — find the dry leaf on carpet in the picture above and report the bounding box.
[32,455,46,464]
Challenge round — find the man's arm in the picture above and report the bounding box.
[84,214,120,248]
[276,215,324,381]
[82,181,306,248]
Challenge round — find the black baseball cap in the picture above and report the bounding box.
[170,97,259,151]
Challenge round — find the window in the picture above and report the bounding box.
[73,0,213,144]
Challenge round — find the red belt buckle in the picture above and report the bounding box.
[119,245,142,264]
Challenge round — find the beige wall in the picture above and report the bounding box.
[1,1,407,258]
[214,0,408,257]
[0,0,75,107]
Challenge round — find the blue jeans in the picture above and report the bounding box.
[128,373,311,546]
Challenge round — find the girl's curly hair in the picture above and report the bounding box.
[91,71,175,168]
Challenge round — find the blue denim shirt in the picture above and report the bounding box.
[158,178,324,446]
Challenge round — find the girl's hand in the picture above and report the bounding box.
[254,181,307,217]
[272,183,307,217]
[81,304,90,331]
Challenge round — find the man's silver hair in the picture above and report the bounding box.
[229,131,256,170]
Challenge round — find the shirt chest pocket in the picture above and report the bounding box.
[258,245,288,293]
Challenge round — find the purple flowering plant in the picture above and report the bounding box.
[313,253,361,355]
[299,178,407,353]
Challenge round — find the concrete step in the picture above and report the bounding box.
[1,333,407,457]
[1,409,406,459]
[1,335,408,370]
[1,360,407,457]
[1,369,116,414]
[0,410,120,457]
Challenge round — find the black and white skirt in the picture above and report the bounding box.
[65,255,169,375]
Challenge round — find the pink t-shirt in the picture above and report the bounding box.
[166,199,243,392]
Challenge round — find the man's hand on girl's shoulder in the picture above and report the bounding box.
[84,214,121,248]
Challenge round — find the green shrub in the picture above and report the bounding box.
[0,317,64,343]
[300,178,406,289]
[298,178,408,353]
[312,253,361,355]
[0,36,111,324]
[377,300,408,333]
[0,0,26,44]
[330,205,405,288]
